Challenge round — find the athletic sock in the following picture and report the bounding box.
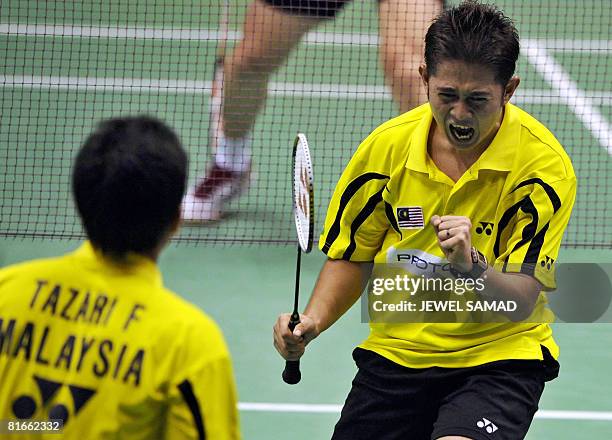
[214,134,252,173]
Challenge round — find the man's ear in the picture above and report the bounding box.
[419,63,429,87]
[503,76,520,105]
[169,209,181,236]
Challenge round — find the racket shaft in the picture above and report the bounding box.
[294,246,301,312]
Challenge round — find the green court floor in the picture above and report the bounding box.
[1,240,611,438]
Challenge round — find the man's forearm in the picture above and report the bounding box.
[478,268,542,321]
[304,259,372,333]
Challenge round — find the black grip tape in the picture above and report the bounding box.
[282,312,302,384]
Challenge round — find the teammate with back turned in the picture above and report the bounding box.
[0,117,240,439]
[273,2,576,439]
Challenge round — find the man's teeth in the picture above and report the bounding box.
[450,124,474,140]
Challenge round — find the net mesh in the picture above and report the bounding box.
[1,0,610,248]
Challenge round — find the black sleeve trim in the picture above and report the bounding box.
[496,195,552,276]
[494,198,526,258]
[178,379,206,440]
[495,196,539,259]
[495,178,562,264]
[384,201,402,238]
[321,172,389,253]
[342,188,385,260]
[511,197,539,252]
[522,223,549,276]
[511,178,561,213]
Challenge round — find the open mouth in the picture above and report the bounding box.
[449,123,475,142]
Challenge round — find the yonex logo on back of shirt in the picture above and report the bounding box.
[396,207,424,229]
[11,374,96,426]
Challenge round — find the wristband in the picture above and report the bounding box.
[450,247,488,280]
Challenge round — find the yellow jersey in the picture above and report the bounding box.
[0,242,240,439]
[321,103,576,368]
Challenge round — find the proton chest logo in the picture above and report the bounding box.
[396,207,424,229]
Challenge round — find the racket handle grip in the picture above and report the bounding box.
[282,312,302,384]
[283,360,301,385]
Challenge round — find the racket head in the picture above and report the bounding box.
[292,133,314,253]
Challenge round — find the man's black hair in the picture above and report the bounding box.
[73,116,187,258]
[425,1,520,85]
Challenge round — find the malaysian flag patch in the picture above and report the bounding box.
[396,206,424,229]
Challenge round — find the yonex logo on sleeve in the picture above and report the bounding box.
[396,207,424,229]
[476,417,498,434]
[541,255,555,270]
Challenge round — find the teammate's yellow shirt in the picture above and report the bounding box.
[321,103,576,368]
[0,242,240,439]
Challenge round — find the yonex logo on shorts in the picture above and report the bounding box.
[476,417,498,434]
[396,207,424,229]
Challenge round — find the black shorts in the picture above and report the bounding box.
[261,0,353,18]
[332,347,559,440]
[261,0,445,18]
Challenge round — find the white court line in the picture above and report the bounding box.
[1,23,610,52]
[237,402,612,421]
[0,24,244,43]
[239,402,342,413]
[0,24,378,46]
[523,39,612,156]
[537,410,612,421]
[2,75,612,106]
[535,39,612,53]
[0,75,391,99]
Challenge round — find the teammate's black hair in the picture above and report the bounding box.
[73,116,187,258]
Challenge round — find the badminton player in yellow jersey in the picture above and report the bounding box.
[0,117,240,439]
[274,2,576,439]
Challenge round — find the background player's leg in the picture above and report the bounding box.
[184,0,323,221]
[222,0,322,141]
[378,0,443,113]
